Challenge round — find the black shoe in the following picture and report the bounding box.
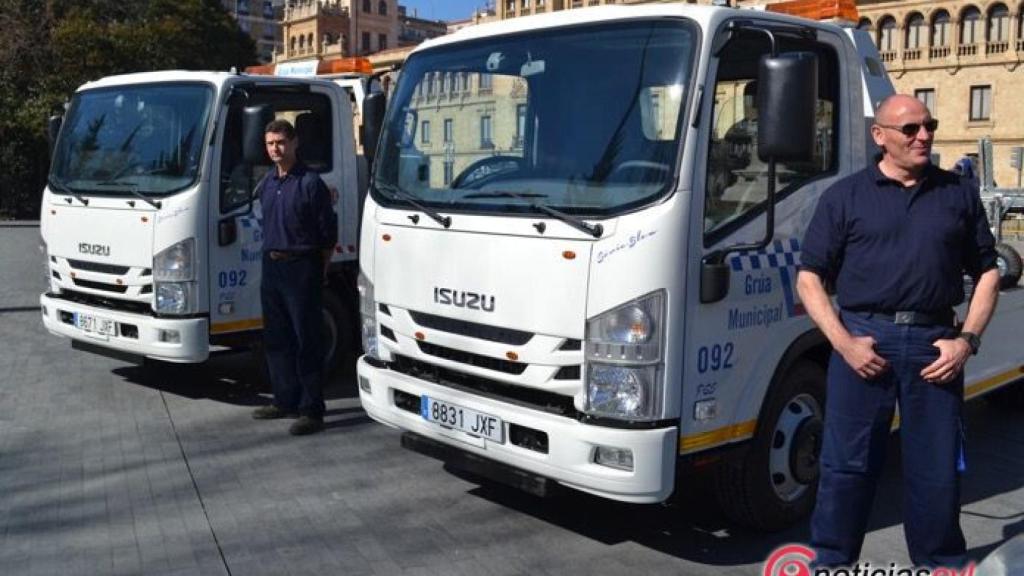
[289,415,324,436]
[252,405,297,420]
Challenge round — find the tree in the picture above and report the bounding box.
[0,0,258,218]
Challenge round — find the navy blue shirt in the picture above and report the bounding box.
[800,162,996,313]
[260,162,338,253]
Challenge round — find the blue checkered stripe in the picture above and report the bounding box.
[729,238,801,271]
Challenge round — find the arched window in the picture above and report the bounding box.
[931,10,951,47]
[307,33,314,50]
[856,17,872,31]
[961,6,982,45]
[878,15,897,51]
[988,4,1010,42]
[298,35,305,49]
[379,0,387,15]
[906,13,926,49]
[363,0,371,12]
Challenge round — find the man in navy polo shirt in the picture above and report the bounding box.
[797,94,1000,567]
[252,119,337,436]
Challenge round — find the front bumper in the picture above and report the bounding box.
[357,356,678,503]
[40,293,209,363]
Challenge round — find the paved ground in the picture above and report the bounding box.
[2,223,1023,576]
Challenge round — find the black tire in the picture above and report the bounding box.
[714,360,826,531]
[321,289,357,377]
[995,243,1023,290]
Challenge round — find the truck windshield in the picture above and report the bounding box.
[50,83,213,196]
[373,19,697,217]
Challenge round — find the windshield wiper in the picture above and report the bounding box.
[462,190,603,238]
[377,183,451,228]
[95,181,162,209]
[49,179,89,206]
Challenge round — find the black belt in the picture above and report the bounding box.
[847,309,956,327]
[266,250,316,261]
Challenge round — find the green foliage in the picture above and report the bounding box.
[0,0,259,218]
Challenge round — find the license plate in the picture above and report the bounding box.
[421,396,504,443]
[75,313,116,338]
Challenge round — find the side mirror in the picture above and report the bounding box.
[362,92,387,162]
[47,115,63,159]
[757,52,817,162]
[243,105,276,164]
[700,260,731,304]
[218,218,238,247]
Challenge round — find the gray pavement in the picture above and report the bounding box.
[2,224,1023,575]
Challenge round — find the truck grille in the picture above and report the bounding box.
[417,341,527,375]
[72,278,129,293]
[409,311,533,345]
[67,259,131,275]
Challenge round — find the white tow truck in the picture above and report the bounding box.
[355,1,1024,530]
[39,70,387,369]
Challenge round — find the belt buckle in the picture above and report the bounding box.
[894,311,913,324]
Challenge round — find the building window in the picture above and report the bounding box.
[444,118,453,143]
[515,104,526,146]
[379,33,387,51]
[988,4,1010,43]
[263,0,274,19]
[362,32,371,52]
[421,120,430,144]
[915,88,935,112]
[856,18,871,32]
[363,0,371,13]
[932,10,951,47]
[961,7,982,45]
[877,16,897,52]
[970,85,991,121]
[906,13,925,49]
[478,73,492,93]
[444,161,454,186]
[480,115,493,148]
[379,0,387,15]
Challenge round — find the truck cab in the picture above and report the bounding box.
[353,2,1024,530]
[40,71,363,368]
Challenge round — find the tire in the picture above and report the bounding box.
[995,243,1023,290]
[321,289,357,377]
[714,360,826,532]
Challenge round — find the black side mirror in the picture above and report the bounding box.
[362,92,386,163]
[47,115,63,159]
[757,52,818,162]
[218,218,238,247]
[243,105,276,164]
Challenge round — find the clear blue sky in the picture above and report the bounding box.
[401,0,490,21]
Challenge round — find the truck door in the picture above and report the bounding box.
[208,85,343,340]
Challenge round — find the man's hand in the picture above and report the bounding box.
[836,335,889,379]
[920,338,972,384]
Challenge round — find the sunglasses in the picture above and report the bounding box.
[876,119,939,136]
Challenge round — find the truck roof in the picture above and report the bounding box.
[75,70,342,92]
[414,3,850,55]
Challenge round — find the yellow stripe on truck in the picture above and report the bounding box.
[210,318,263,335]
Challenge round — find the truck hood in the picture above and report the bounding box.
[374,224,592,338]
[46,205,154,267]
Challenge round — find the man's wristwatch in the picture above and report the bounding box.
[958,331,981,355]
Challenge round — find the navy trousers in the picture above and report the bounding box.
[810,311,966,568]
[261,252,325,418]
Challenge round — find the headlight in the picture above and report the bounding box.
[155,282,194,315]
[154,239,196,315]
[154,238,195,282]
[357,270,380,360]
[584,291,666,420]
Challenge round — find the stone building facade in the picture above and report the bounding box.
[274,0,400,63]
[222,0,283,63]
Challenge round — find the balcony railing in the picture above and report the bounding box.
[903,48,922,61]
[929,45,951,58]
[957,43,979,56]
[879,50,898,62]
[986,40,1009,54]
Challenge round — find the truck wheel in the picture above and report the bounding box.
[995,243,1023,289]
[714,360,826,531]
[321,290,356,377]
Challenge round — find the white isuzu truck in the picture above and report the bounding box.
[39,71,386,369]
[355,1,1024,530]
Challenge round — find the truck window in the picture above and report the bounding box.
[704,30,838,242]
[220,91,333,213]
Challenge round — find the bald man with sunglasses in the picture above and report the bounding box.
[797,95,1000,568]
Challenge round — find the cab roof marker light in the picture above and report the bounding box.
[765,0,859,22]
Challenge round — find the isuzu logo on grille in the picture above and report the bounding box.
[433,287,495,312]
[78,243,110,257]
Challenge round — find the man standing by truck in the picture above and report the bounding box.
[252,119,338,436]
[797,94,1000,567]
